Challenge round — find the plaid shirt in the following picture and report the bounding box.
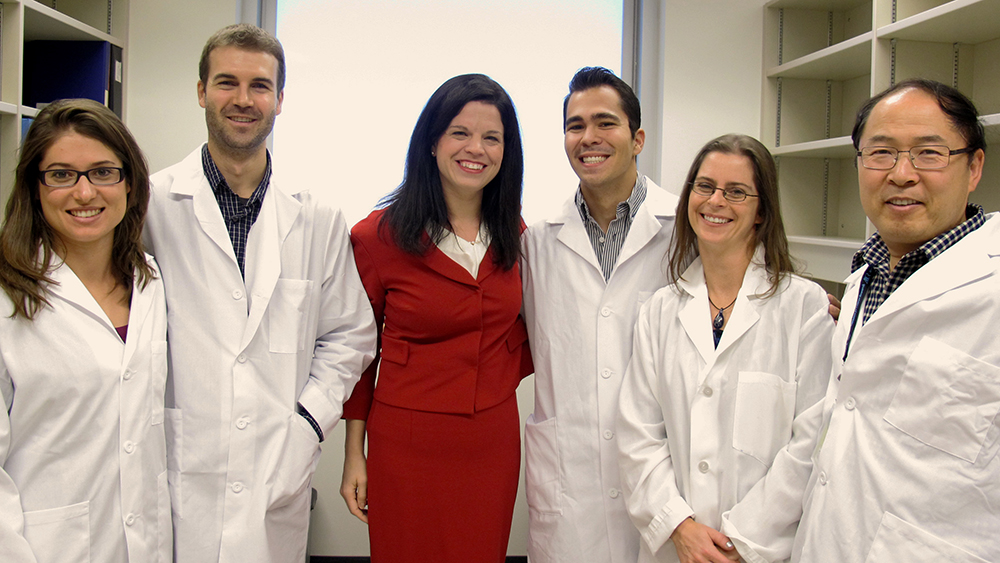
[201,145,272,278]
[576,174,647,281]
[852,203,986,323]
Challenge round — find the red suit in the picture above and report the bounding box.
[344,209,532,562]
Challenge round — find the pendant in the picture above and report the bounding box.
[712,309,725,330]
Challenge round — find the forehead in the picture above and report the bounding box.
[566,85,626,119]
[206,46,279,80]
[862,88,961,144]
[42,130,119,164]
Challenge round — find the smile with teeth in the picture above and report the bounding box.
[69,208,103,218]
[887,198,920,206]
[702,214,731,224]
[582,155,609,164]
[459,161,485,171]
[228,116,256,123]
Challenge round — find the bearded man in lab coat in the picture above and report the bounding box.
[143,24,376,563]
[521,66,679,563]
[723,78,1000,563]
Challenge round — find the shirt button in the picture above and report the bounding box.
[237,354,248,364]
[122,369,134,381]
[232,289,243,300]
[702,386,713,397]
[236,418,249,430]
[600,307,612,317]
[845,397,856,410]
[819,471,828,486]
[608,488,620,499]
[125,514,136,526]
[598,236,606,244]
[698,461,710,473]
[231,482,244,493]
[603,430,614,440]
[601,368,613,379]
[123,441,135,454]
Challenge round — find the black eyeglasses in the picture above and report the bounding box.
[857,145,975,170]
[690,182,760,203]
[40,167,125,188]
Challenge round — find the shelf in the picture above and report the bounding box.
[20,106,39,118]
[23,0,121,46]
[769,32,872,79]
[878,0,1000,44]
[0,102,16,115]
[773,136,856,158]
[789,235,864,282]
[767,0,868,9]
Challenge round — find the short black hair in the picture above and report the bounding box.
[563,67,641,138]
[852,78,985,155]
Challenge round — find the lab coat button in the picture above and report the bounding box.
[237,354,248,363]
[236,418,249,430]
[603,430,614,440]
[698,461,710,473]
[232,289,243,300]
[123,441,135,454]
[232,482,244,493]
[601,368,612,379]
[600,307,612,317]
[609,488,619,499]
[122,369,134,381]
[844,397,856,410]
[819,471,828,485]
[125,514,136,526]
[702,386,713,397]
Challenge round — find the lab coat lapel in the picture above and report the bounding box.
[47,261,117,337]
[174,146,240,269]
[615,180,678,272]
[867,216,999,325]
[551,197,603,277]
[677,259,716,365]
[241,179,301,348]
[714,261,765,357]
[122,271,154,364]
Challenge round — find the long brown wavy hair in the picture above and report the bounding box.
[0,99,154,319]
[667,133,795,298]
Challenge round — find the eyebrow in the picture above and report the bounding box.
[564,112,623,128]
[447,125,504,137]
[864,134,948,145]
[212,72,275,86]
[42,160,119,170]
[695,176,754,190]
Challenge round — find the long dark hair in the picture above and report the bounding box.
[380,74,524,270]
[0,99,154,319]
[668,134,795,297]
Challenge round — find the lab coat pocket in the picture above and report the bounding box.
[150,341,167,425]
[267,411,321,510]
[164,407,183,520]
[884,337,1000,463]
[524,414,562,515]
[865,511,988,563]
[268,279,313,353]
[23,500,90,563]
[733,371,797,466]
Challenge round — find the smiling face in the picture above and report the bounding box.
[857,88,983,264]
[688,151,761,257]
[564,85,644,195]
[39,131,129,256]
[434,101,504,206]
[198,45,283,156]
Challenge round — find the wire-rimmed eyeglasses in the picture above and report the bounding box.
[689,182,760,203]
[857,145,975,170]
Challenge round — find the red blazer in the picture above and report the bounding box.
[343,209,532,419]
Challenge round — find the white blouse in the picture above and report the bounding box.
[435,225,491,278]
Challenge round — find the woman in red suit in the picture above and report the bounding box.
[339,74,532,562]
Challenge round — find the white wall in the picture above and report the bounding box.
[123,0,769,557]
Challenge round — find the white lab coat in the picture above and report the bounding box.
[0,258,170,563]
[144,146,376,563]
[782,212,1000,563]
[617,257,833,563]
[522,178,678,563]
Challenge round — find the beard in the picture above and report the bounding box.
[204,105,277,153]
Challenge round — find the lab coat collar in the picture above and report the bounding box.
[676,248,767,367]
[865,213,1000,325]
[546,175,678,280]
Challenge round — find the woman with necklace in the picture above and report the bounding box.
[616,134,835,563]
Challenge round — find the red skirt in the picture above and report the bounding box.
[366,393,520,563]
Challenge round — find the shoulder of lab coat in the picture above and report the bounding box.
[539,174,677,227]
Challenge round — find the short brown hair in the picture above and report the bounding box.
[199,24,286,92]
[0,99,154,319]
